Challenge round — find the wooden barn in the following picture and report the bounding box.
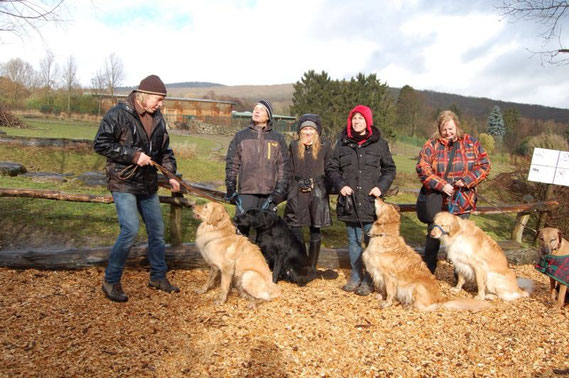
[98,94,236,124]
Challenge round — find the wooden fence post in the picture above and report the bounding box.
[511,212,530,243]
[169,192,183,246]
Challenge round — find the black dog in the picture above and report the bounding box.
[233,209,318,286]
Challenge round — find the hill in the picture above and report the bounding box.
[124,82,569,123]
[117,81,224,93]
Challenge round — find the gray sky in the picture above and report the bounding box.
[2,0,568,108]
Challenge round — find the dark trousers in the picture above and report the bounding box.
[423,213,470,274]
[291,226,321,245]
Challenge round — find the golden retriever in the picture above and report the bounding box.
[537,227,569,308]
[193,202,280,305]
[362,198,490,311]
[430,212,533,301]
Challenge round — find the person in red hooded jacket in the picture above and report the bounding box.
[327,105,396,296]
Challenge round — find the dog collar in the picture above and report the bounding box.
[431,224,449,236]
[368,232,389,238]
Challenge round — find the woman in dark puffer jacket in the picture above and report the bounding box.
[284,114,332,268]
[327,105,396,296]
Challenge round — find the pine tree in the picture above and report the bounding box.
[291,71,395,138]
[487,105,506,141]
[395,85,424,137]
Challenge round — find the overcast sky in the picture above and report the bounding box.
[2,0,569,108]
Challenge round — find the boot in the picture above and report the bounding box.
[308,240,321,269]
[102,280,128,302]
[354,273,373,296]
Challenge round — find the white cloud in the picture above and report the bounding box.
[1,0,568,108]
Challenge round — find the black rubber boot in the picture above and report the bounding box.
[308,240,321,269]
[423,233,440,274]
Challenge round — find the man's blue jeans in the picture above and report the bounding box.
[105,192,168,283]
[346,222,372,283]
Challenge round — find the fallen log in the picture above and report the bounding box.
[0,241,537,270]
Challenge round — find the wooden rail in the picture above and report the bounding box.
[0,186,559,246]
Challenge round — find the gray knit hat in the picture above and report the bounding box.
[256,99,273,121]
[137,75,167,96]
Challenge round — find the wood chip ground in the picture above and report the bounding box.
[1,262,568,377]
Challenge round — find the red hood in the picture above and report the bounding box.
[347,105,373,139]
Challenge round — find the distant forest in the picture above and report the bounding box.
[388,88,569,124]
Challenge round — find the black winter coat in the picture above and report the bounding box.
[326,126,396,223]
[284,139,332,227]
[93,93,176,195]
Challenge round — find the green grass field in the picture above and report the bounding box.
[0,119,520,250]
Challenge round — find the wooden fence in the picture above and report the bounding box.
[0,181,559,270]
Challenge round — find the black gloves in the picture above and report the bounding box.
[271,192,285,205]
[224,189,237,203]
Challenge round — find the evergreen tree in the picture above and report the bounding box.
[395,84,424,137]
[502,107,521,150]
[449,103,462,119]
[291,71,395,139]
[290,70,335,135]
[487,105,506,141]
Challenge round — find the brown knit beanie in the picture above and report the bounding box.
[137,75,167,96]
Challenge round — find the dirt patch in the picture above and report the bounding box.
[0,262,567,376]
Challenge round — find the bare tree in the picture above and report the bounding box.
[39,49,58,89]
[90,69,105,116]
[0,0,65,41]
[1,57,37,88]
[61,55,77,115]
[498,1,569,64]
[103,53,124,100]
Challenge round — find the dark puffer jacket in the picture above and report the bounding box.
[93,92,176,195]
[284,115,332,228]
[225,122,288,199]
[326,126,396,223]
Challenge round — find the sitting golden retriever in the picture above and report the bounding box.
[537,227,569,308]
[430,212,533,301]
[193,202,280,305]
[362,198,490,311]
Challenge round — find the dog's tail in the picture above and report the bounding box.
[440,298,492,312]
[517,277,535,295]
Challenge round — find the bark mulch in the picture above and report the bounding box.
[1,262,568,377]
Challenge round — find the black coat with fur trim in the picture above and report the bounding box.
[284,138,333,228]
[326,126,396,223]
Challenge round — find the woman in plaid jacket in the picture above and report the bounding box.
[416,110,491,273]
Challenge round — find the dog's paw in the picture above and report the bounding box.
[375,293,384,301]
[195,287,207,295]
[485,294,497,301]
[474,294,486,301]
[214,296,227,306]
[381,301,393,309]
[450,287,462,294]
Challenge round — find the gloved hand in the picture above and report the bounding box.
[271,192,285,205]
[260,195,276,211]
[224,190,238,204]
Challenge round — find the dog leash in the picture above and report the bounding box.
[149,161,220,202]
[119,162,219,202]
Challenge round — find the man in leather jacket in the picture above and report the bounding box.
[94,75,180,302]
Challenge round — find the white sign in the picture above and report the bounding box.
[528,148,569,187]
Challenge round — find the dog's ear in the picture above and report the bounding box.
[208,203,226,224]
[558,229,563,245]
[262,211,278,227]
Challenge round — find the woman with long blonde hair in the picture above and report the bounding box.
[284,114,332,268]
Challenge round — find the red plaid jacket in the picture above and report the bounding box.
[416,134,490,214]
